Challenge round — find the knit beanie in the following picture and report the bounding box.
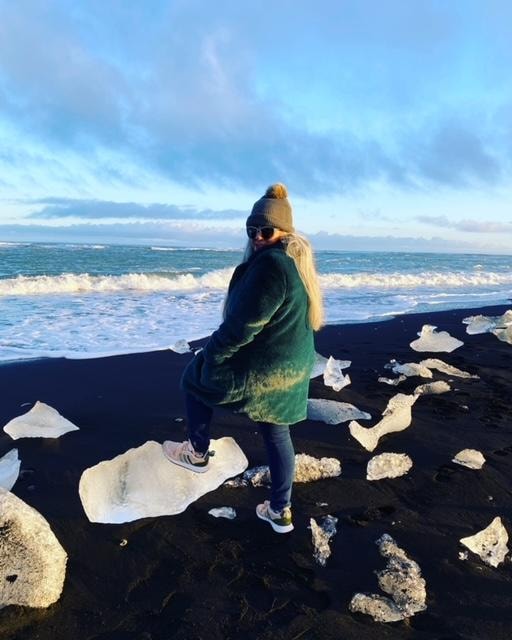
[246,183,294,233]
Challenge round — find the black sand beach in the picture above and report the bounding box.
[1,304,512,640]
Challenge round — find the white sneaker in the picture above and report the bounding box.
[256,500,294,533]
[162,440,213,473]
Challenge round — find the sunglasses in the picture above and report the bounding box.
[246,226,276,240]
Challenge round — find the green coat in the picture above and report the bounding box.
[181,243,315,424]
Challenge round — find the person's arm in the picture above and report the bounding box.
[202,253,286,364]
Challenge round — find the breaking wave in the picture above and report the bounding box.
[1,268,512,297]
[0,268,235,296]
[150,246,237,252]
[319,270,512,289]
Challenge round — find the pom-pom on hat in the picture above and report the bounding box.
[246,183,294,233]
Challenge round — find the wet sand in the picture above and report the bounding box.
[1,304,511,640]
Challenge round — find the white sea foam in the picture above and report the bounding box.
[0,241,30,248]
[0,268,235,296]
[151,246,236,252]
[2,247,512,362]
[318,271,512,289]
[2,269,512,297]
[0,288,226,361]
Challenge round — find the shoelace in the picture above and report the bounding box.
[187,443,216,459]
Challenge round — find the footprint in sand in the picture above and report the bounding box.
[479,415,503,429]
[433,465,458,483]
[346,505,396,527]
[493,445,512,457]
[431,402,459,420]
[243,564,330,616]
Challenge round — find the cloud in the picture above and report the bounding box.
[1,221,511,254]
[0,221,245,248]
[26,197,247,220]
[0,1,128,145]
[407,120,501,187]
[0,2,511,196]
[356,208,395,222]
[305,230,503,253]
[416,215,512,234]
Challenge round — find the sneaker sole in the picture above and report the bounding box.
[256,507,294,533]
[162,446,210,473]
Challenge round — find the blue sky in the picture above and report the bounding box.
[1,0,511,252]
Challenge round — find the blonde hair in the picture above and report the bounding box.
[240,232,324,331]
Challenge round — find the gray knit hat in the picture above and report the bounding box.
[246,183,294,233]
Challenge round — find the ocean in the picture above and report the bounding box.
[1,241,511,362]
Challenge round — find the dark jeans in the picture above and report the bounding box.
[185,392,295,512]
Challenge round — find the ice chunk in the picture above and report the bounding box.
[419,358,478,379]
[310,515,338,566]
[385,359,432,378]
[323,356,351,391]
[0,488,67,608]
[242,465,271,487]
[208,507,236,519]
[463,310,512,335]
[349,394,417,452]
[308,398,371,425]
[79,438,248,523]
[410,325,463,353]
[493,324,512,345]
[385,358,476,382]
[378,375,406,386]
[0,449,20,491]
[294,453,341,483]
[227,453,341,488]
[3,401,79,440]
[452,449,486,470]
[223,476,248,488]
[376,535,427,617]
[349,533,426,622]
[367,453,413,481]
[460,517,509,567]
[311,352,350,379]
[491,309,512,325]
[463,310,512,344]
[414,380,451,395]
[463,314,499,334]
[169,339,190,354]
[311,352,328,378]
[493,309,512,323]
[349,593,404,623]
[223,465,268,488]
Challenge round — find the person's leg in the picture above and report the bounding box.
[162,393,213,472]
[185,392,213,455]
[258,422,295,512]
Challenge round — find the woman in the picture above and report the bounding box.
[163,183,324,533]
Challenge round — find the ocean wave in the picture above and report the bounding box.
[150,246,239,252]
[62,243,107,250]
[318,271,512,289]
[1,268,512,297]
[0,268,235,296]
[0,241,31,248]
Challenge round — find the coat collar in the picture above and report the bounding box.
[248,240,285,262]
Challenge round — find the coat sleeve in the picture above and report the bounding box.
[202,253,287,364]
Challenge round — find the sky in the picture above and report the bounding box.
[1,0,512,252]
